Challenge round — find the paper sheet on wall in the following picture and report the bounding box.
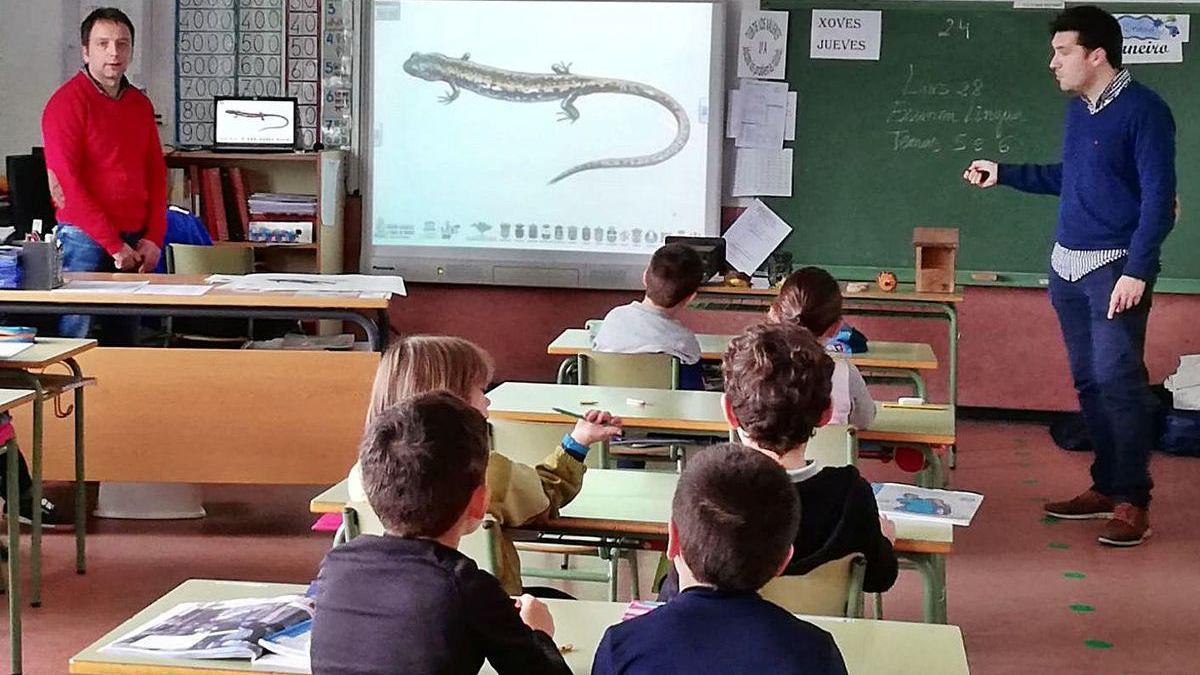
[727,90,797,142]
[810,9,882,61]
[731,148,794,197]
[734,79,789,148]
[738,10,789,79]
[722,199,793,274]
[1117,13,1190,64]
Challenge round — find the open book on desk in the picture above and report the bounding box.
[873,483,983,527]
[100,594,312,660]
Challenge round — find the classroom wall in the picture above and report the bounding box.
[389,283,1200,411]
[0,0,175,160]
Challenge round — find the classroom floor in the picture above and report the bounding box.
[4,419,1199,674]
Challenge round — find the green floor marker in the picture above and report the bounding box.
[1070,604,1095,613]
[1064,571,1086,579]
[1048,542,1070,549]
[1041,515,1062,525]
[1084,639,1112,650]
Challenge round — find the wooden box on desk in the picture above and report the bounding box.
[912,227,959,294]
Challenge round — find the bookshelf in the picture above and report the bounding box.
[164,150,346,274]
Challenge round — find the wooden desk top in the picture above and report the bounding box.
[71,580,968,675]
[698,282,964,304]
[0,388,37,414]
[0,338,97,369]
[858,405,956,446]
[547,329,938,370]
[311,469,952,555]
[0,273,390,310]
[487,382,728,433]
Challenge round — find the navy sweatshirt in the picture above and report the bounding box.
[593,586,848,675]
[998,80,1175,280]
[310,535,569,675]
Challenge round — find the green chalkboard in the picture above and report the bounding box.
[759,1,1197,286]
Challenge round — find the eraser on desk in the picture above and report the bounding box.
[898,396,925,406]
[626,398,647,406]
[846,282,869,293]
[970,272,999,282]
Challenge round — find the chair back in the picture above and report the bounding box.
[759,554,866,617]
[581,351,678,389]
[490,419,604,468]
[167,243,255,275]
[804,425,858,467]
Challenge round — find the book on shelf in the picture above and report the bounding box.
[223,167,251,241]
[872,483,984,527]
[199,168,229,241]
[100,594,313,660]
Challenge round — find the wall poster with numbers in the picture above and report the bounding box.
[175,0,351,149]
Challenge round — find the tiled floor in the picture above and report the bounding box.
[5,419,1199,674]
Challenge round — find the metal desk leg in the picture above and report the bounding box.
[66,358,86,574]
[5,436,22,673]
[12,374,46,609]
[904,552,947,624]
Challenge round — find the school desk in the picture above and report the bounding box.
[310,470,954,624]
[3,274,383,485]
[70,579,969,675]
[694,282,963,407]
[0,387,40,674]
[0,338,96,619]
[547,328,939,397]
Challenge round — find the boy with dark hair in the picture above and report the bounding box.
[311,392,570,675]
[659,321,897,600]
[592,243,706,366]
[593,445,847,675]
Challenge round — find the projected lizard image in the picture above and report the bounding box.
[402,52,690,185]
[370,0,719,255]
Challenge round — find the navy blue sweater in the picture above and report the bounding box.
[593,587,847,675]
[998,81,1175,280]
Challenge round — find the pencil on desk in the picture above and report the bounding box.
[551,406,585,419]
[881,402,950,411]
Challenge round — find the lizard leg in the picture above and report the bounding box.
[556,93,580,123]
[438,82,460,104]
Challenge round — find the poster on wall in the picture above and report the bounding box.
[1116,13,1189,64]
[809,9,882,61]
[738,10,788,79]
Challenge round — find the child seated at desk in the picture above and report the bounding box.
[312,393,571,675]
[769,266,876,429]
[591,242,706,388]
[660,322,897,600]
[593,445,848,675]
[346,335,622,596]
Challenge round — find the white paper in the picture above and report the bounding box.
[1123,39,1184,64]
[810,9,882,61]
[873,483,984,527]
[736,79,789,149]
[729,89,797,142]
[738,10,789,80]
[785,91,798,141]
[0,343,33,358]
[207,273,407,297]
[722,199,793,274]
[1117,13,1189,43]
[54,280,149,293]
[1013,1,1065,9]
[731,148,794,197]
[133,284,214,296]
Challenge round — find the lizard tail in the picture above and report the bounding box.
[548,94,691,185]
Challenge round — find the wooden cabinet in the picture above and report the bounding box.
[164,150,346,274]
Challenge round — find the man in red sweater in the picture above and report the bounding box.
[42,6,166,342]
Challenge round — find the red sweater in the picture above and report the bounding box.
[41,71,167,254]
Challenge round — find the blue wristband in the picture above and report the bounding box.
[560,433,590,461]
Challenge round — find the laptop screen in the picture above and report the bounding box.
[213,97,298,151]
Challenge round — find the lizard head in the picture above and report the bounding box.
[403,52,447,81]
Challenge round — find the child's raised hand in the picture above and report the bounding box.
[570,409,624,446]
[879,514,897,544]
[515,594,555,637]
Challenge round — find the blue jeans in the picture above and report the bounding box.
[1049,259,1156,507]
[56,224,139,346]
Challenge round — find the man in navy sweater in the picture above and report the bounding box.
[964,6,1175,546]
[593,445,847,675]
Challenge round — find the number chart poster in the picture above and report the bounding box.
[175,0,342,148]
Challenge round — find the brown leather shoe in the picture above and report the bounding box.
[1044,489,1115,520]
[1098,503,1151,547]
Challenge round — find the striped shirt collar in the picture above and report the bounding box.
[1082,69,1131,115]
[80,64,130,99]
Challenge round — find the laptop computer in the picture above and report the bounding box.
[212,96,299,152]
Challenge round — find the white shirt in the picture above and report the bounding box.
[831,357,876,429]
[591,301,702,365]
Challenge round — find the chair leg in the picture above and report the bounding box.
[560,554,570,570]
[605,549,620,602]
[626,549,640,600]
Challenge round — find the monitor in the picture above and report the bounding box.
[213,97,299,152]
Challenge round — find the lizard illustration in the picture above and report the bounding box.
[223,109,291,131]
[403,52,691,184]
